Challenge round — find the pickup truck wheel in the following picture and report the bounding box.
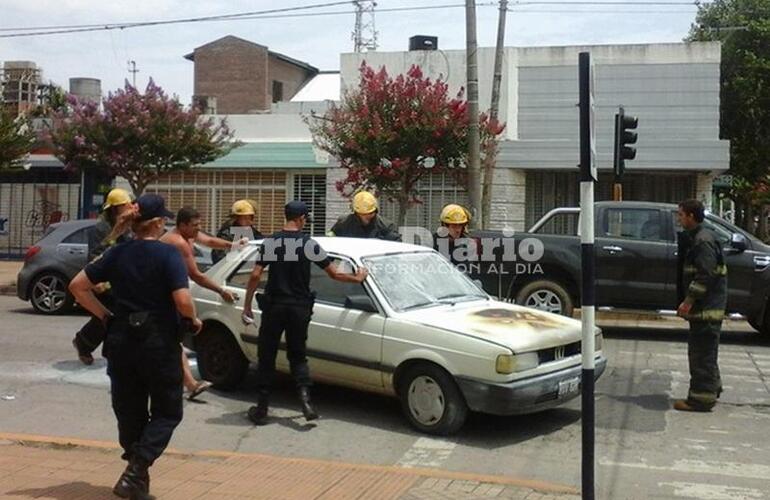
[398,363,468,436]
[197,326,249,390]
[516,280,574,317]
[750,308,770,337]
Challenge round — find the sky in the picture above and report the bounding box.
[0,0,700,105]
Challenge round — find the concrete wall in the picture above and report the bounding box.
[267,57,314,103]
[489,168,526,231]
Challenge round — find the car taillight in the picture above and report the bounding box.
[24,246,41,262]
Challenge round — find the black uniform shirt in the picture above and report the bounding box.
[85,240,189,323]
[255,230,332,304]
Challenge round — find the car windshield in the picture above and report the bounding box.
[362,251,487,312]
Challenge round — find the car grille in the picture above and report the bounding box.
[537,341,581,364]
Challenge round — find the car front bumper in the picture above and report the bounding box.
[456,355,607,416]
[16,266,32,301]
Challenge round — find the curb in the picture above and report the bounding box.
[0,284,16,297]
[0,432,579,495]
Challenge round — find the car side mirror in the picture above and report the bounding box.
[730,233,748,253]
[344,294,377,313]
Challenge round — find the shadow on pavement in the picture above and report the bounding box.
[10,482,114,499]
[602,327,769,347]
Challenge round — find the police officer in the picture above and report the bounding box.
[433,204,480,272]
[211,199,264,263]
[72,188,136,365]
[328,191,401,241]
[242,201,368,425]
[674,199,727,412]
[69,194,201,499]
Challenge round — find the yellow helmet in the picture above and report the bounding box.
[231,199,256,216]
[440,204,470,225]
[103,188,132,210]
[352,191,378,215]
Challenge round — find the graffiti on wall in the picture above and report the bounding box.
[24,187,69,229]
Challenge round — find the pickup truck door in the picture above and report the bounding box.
[673,213,756,315]
[595,207,674,309]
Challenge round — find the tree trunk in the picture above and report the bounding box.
[759,204,769,242]
[745,201,756,235]
[396,190,409,229]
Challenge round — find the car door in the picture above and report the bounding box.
[595,207,673,309]
[303,256,386,390]
[675,214,755,315]
[56,226,90,276]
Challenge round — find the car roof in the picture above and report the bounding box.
[251,236,432,259]
[48,219,97,232]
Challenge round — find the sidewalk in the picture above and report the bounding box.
[0,260,21,296]
[0,433,578,500]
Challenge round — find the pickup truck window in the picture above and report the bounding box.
[533,213,579,236]
[673,213,732,246]
[602,209,663,241]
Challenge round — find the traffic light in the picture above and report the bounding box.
[613,106,638,179]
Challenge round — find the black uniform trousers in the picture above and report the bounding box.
[73,292,114,356]
[256,302,313,396]
[105,318,183,465]
[687,319,722,409]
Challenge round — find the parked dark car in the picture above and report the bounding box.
[470,202,770,336]
[17,219,213,314]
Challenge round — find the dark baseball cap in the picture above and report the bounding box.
[285,200,313,221]
[136,194,174,221]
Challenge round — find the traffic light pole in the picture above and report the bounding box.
[578,52,596,500]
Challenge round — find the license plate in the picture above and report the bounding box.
[558,377,580,396]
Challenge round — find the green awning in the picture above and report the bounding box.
[202,142,327,169]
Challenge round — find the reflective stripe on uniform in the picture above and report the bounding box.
[688,282,708,296]
[687,309,725,322]
[715,264,728,276]
[688,390,717,404]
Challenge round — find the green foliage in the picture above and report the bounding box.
[0,109,35,170]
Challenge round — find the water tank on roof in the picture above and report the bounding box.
[69,78,102,104]
[409,35,438,51]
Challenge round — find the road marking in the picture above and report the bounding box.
[659,482,767,500]
[396,437,457,469]
[600,459,770,481]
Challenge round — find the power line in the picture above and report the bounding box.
[0,1,703,38]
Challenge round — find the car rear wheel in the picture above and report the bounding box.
[749,307,770,337]
[29,272,74,314]
[515,280,574,317]
[197,325,249,390]
[397,363,468,435]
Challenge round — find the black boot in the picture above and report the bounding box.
[298,386,319,421]
[112,456,155,499]
[248,393,269,425]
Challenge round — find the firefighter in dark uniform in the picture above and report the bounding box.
[433,204,480,273]
[69,194,202,499]
[211,199,263,264]
[242,201,368,425]
[674,199,727,412]
[72,188,136,365]
[328,191,401,241]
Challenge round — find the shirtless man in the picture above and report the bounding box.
[161,207,241,399]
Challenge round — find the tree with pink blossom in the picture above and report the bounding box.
[308,62,504,227]
[50,80,237,195]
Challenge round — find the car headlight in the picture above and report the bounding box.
[496,352,539,374]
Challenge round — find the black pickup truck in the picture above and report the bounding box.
[471,201,770,336]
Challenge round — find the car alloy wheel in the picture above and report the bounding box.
[407,375,446,426]
[30,273,71,314]
[525,289,563,315]
[197,327,249,390]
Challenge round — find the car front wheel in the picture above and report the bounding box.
[196,325,249,390]
[29,272,74,314]
[398,363,468,435]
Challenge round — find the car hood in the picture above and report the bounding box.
[399,301,584,352]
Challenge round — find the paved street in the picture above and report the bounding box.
[1,296,769,499]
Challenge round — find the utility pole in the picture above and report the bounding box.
[352,1,378,52]
[127,60,139,88]
[465,0,482,229]
[482,0,508,228]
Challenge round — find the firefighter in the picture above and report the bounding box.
[674,199,727,412]
[211,200,264,264]
[72,188,136,365]
[328,191,401,241]
[69,194,201,500]
[433,204,479,272]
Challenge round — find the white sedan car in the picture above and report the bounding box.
[187,237,607,435]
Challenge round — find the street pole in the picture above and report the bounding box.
[465,0,482,229]
[482,0,508,228]
[578,51,596,500]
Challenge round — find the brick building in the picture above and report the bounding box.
[184,36,319,114]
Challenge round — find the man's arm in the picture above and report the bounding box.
[324,262,368,284]
[195,231,239,250]
[69,271,113,323]
[169,236,236,303]
[242,264,265,321]
[677,240,718,316]
[378,218,402,242]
